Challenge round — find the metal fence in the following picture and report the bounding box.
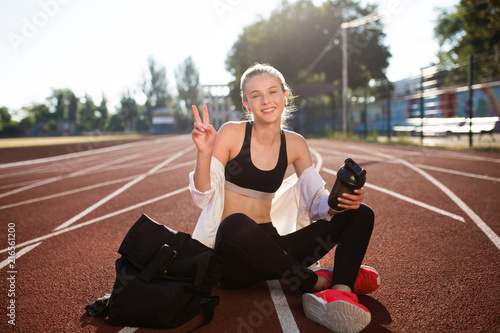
[292,50,500,147]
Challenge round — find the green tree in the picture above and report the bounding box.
[29,103,52,123]
[435,0,500,78]
[67,91,79,134]
[19,115,35,134]
[0,106,12,131]
[119,90,139,132]
[175,56,201,113]
[225,0,390,108]
[175,56,201,132]
[79,94,97,132]
[52,89,67,122]
[141,56,171,127]
[96,93,109,131]
[107,113,124,132]
[47,88,78,133]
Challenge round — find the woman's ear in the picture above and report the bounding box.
[284,90,289,104]
[243,101,250,111]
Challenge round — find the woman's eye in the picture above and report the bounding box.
[251,94,260,99]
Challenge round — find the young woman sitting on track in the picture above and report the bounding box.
[189,63,379,333]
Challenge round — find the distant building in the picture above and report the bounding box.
[150,107,176,134]
[202,85,240,129]
[393,77,421,97]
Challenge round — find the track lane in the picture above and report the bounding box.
[1,136,499,332]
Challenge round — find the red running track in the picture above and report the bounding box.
[1,135,499,332]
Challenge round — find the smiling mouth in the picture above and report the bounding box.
[261,107,275,113]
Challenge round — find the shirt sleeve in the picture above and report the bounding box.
[297,165,334,224]
[190,156,225,248]
[188,156,224,209]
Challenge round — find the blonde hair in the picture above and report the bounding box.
[240,63,296,127]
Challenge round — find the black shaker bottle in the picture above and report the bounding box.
[328,158,367,212]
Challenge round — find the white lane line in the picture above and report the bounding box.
[312,147,399,165]
[0,177,135,210]
[0,186,189,255]
[437,151,500,164]
[344,145,500,251]
[0,153,108,180]
[0,151,190,192]
[0,153,142,199]
[262,148,324,333]
[118,327,138,333]
[0,177,55,191]
[267,280,301,333]
[0,160,196,210]
[1,160,196,210]
[54,146,193,231]
[415,164,500,182]
[322,168,465,222]
[0,165,57,180]
[403,159,500,250]
[0,242,42,270]
[0,176,63,199]
[0,136,178,169]
[311,148,323,171]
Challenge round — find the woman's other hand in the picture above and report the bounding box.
[337,188,365,211]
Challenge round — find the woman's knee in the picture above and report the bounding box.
[357,204,375,231]
[345,204,374,235]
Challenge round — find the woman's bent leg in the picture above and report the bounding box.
[214,213,318,292]
[275,204,375,291]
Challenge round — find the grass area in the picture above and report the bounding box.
[0,134,144,148]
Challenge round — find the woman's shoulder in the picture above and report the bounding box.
[217,121,247,140]
[284,129,307,146]
[284,129,311,168]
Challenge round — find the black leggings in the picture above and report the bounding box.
[214,204,374,293]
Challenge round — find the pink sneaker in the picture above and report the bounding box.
[353,265,380,295]
[313,267,334,287]
[313,265,380,295]
[303,289,371,333]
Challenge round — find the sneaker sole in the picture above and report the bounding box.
[302,293,371,333]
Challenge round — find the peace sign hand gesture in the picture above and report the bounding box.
[191,105,217,156]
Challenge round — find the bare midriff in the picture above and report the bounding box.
[221,189,273,223]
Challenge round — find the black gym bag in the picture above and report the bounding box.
[85,214,224,331]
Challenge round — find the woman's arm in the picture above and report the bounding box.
[288,131,364,214]
[192,105,217,192]
[289,131,313,177]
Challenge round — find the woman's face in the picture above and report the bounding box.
[243,73,289,125]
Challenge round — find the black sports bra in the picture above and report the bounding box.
[224,122,288,199]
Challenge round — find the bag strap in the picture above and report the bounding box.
[185,296,220,333]
[85,294,111,318]
[138,232,190,282]
[138,244,176,281]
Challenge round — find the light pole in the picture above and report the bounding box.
[340,13,380,135]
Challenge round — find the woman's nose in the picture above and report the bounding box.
[261,94,270,104]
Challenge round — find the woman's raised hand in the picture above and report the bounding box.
[191,105,216,155]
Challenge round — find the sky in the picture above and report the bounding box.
[0,0,459,117]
